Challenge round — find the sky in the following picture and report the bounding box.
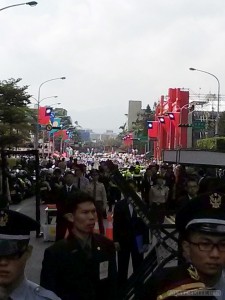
[1,0,225,133]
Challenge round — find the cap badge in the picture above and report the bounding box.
[187,264,200,280]
[209,193,221,209]
[0,211,8,227]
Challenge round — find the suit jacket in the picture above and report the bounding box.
[176,193,195,212]
[56,185,79,219]
[113,199,149,248]
[40,234,117,300]
[73,176,89,191]
[141,174,157,201]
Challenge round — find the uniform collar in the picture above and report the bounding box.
[10,277,28,300]
[212,270,225,290]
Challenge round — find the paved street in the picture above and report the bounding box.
[10,197,53,284]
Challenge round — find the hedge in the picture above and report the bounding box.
[196,137,225,152]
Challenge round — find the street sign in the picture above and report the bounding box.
[193,120,206,130]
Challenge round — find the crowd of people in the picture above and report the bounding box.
[1,153,225,299]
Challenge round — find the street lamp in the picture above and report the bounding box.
[46,102,61,107]
[189,67,220,136]
[178,103,192,147]
[30,95,58,105]
[0,1,38,11]
[34,77,66,150]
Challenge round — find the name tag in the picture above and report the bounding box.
[99,261,109,280]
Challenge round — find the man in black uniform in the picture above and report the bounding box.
[113,179,149,295]
[140,192,225,300]
[40,191,117,300]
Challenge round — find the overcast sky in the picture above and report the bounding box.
[1,0,225,132]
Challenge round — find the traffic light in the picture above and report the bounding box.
[147,121,153,129]
[45,107,53,116]
[178,124,192,127]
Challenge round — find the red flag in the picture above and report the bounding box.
[38,106,50,125]
[53,130,69,141]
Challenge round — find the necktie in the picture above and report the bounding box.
[78,178,81,189]
[67,186,71,192]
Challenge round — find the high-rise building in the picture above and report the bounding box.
[127,100,142,131]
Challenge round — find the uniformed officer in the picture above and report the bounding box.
[40,191,117,300]
[140,192,225,300]
[175,192,225,298]
[0,209,61,300]
[141,262,216,300]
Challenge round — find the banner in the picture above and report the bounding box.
[38,106,50,125]
[53,130,69,141]
[50,118,61,134]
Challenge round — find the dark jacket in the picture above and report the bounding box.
[56,185,79,219]
[113,198,149,248]
[40,233,117,300]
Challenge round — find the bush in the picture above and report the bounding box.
[196,137,225,152]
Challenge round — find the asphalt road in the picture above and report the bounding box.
[10,197,53,284]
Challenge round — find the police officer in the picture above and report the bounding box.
[140,192,225,300]
[0,209,61,300]
[141,262,216,300]
[175,192,225,298]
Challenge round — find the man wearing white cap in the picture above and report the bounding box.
[0,209,61,300]
[140,192,225,300]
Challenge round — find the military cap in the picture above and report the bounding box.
[0,209,39,256]
[156,264,211,300]
[175,192,225,234]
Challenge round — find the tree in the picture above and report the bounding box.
[0,78,32,149]
[133,104,155,137]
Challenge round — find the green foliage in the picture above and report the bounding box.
[196,137,225,152]
[0,78,32,149]
[145,104,152,113]
[132,104,155,137]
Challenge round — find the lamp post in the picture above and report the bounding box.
[34,77,66,150]
[31,95,58,107]
[189,67,220,136]
[178,103,190,148]
[0,1,37,11]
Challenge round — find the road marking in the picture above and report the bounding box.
[15,208,21,212]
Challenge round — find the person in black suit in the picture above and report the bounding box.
[55,172,78,241]
[176,176,199,212]
[141,167,157,205]
[40,191,117,300]
[113,180,150,295]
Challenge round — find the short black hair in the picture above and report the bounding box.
[185,176,198,187]
[90,169,99,175]
[66,191,95,213]
[53,168,62,175]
